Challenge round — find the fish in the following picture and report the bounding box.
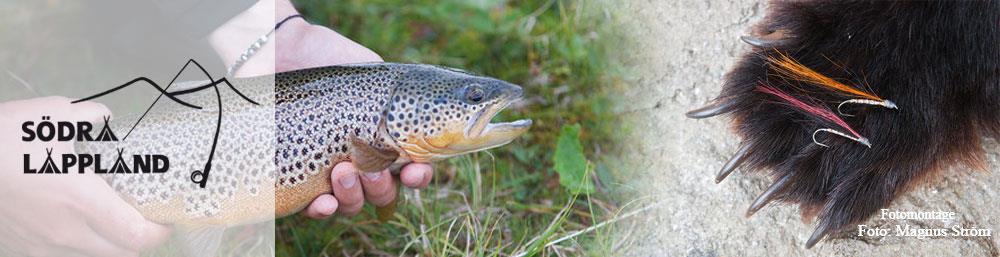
[76,62,531,252]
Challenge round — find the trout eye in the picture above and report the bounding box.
[465,86,485,103]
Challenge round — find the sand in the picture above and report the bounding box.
[611,1,1000,256]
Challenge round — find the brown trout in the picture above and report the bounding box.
[77,63,530,229]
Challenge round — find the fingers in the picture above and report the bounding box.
[275,24,383,72]
[330,162,364,216]
[360,170,396,207]
[80,177,171,252]
[303,194,339,219]
[400,163,433,189]
[314,162,434,219]
[62,225,139,257]
[64,98,113,123]
[314,162,433,219]
[2,96,112,123]
[321,25,384,63]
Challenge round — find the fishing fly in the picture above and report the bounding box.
[766,51,897,116]
[756,83,872,148]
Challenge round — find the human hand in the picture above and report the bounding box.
[208,0,383,77]
[0,96,172,257]
[267,2,436,219]
[272,10,435,219]
[301,162,434,218]
[208,0,435,219]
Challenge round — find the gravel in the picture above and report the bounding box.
[611,1,1000,256]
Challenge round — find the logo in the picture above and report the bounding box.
[21,116,169,174]
[21,59,257,188]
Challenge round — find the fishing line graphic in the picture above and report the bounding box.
[72,59,260,188]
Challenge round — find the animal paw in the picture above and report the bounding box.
[688,1,1000,248]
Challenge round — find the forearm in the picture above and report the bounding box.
[208,0,381,77]
[208,0,304,77]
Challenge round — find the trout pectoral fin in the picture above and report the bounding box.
[350,136,399,173]
[178,225,226,257]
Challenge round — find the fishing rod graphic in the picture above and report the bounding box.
[72,59,260,188]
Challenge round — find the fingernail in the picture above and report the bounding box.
[339,175,357,188]
[363,171,382,181]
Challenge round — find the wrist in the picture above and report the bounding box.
[208,0,280,77]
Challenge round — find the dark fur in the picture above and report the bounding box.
[712,1,1000,245]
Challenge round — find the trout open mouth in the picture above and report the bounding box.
[460,97,532,151]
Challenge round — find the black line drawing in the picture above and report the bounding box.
[39,148,60,174]
[94,116,119,142]
[72,59,260,188]
[109,148,132,174]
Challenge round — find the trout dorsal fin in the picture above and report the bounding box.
[349,135,399,173]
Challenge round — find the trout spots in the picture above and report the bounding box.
[274,63,527,190]
[275,65,396,188]
[383,64,528,161]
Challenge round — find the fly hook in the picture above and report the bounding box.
[837,99,898,116]
[813,128,871,148]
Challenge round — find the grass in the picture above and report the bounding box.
[278,0,631,256]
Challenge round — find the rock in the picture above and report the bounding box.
[611,1,1000,256]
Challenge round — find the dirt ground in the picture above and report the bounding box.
[612,1,1000,256]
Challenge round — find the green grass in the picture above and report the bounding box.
[279,0,630,256]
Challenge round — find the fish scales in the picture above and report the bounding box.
[78,63,531,226]
[274,65,398,218]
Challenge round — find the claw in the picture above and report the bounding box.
[716,143,752,183]
[805,222,831,249]
[686,99,736,119]
[740,30,789,48]
[746,173,792,217]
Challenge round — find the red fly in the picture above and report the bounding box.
[755,83,871,148]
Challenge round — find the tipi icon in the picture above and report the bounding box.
[109,148,131,174]
[95,116,118,142]
[38,148,61,174]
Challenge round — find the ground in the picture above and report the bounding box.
[612,1,1000,256]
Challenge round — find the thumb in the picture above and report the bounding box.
[81,177,172,251]
[11,96,113,123]
[64,98,113,124]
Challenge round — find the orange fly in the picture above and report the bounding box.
[766,51,897,116]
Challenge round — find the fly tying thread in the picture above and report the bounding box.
[837,98,898,116]
[813,128,871,148]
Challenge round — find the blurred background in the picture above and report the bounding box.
[278,0,632,256]
[1,0,636,255]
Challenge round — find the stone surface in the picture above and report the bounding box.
[611,1,1000,256]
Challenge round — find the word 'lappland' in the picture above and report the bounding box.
[20,116,169,174]
[23,151,169,174]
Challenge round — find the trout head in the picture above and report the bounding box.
[384,65,531,162]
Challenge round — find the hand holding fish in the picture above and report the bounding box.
[0,97,172,257]
[208,0,436,219]
[301,162,434,219]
